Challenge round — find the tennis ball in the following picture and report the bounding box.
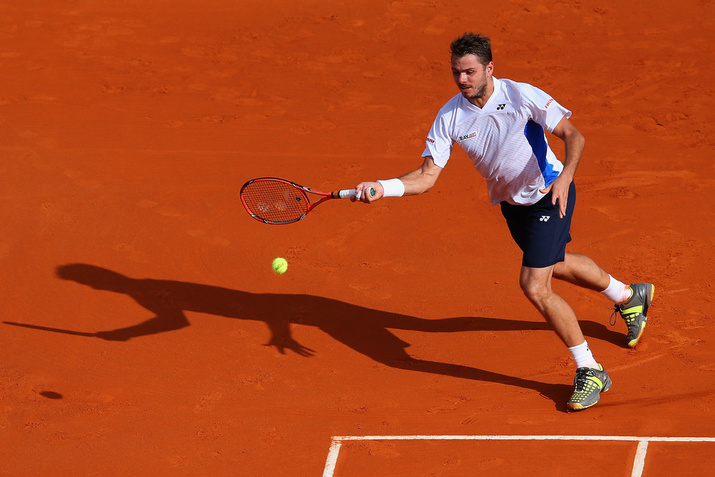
[272,257,288,274]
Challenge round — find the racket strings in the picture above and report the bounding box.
[242,180,309,223]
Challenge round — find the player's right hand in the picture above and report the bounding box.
[355,182,382,203]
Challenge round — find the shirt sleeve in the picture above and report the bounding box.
[421,108,454,168]
[520,83,572,133]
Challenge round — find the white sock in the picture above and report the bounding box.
[569,340,599,369]
[601,275,632,304]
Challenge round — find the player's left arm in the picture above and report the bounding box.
[541,116,585,218]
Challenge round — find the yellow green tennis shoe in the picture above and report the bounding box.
[614,283,655,348]
[567,364,612,411]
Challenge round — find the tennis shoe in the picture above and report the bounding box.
[612,283,655,348]
[567,364,612,412]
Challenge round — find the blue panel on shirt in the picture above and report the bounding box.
[524,120,559,186]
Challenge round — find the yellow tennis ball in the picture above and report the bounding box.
[272,257,288,274]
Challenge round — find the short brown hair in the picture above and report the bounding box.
[450,33,492,65]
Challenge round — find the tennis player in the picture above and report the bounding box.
[355,33,654,411]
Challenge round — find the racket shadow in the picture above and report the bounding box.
[7,263,624,410]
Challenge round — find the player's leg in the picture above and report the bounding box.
[553,252,654,347]
[519,265,611,411]
[519,264,585,348]
[552,252,610,291]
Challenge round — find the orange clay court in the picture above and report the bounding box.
[1,1,713,475]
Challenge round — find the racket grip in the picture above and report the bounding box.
[338,187,376,200]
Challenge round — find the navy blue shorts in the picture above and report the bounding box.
[500,181,576,269]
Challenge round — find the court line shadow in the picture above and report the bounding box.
[4,263,624,411]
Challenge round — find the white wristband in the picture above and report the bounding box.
[377,178,405,198]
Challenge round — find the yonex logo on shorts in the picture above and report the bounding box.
[540,215,550,222]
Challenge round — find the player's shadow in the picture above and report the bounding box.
[5,264,624,411]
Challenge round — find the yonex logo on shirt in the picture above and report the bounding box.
[496,104,506,110]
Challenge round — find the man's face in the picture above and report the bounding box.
[451,54,493,101]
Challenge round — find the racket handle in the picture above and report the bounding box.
[337,187,376,200]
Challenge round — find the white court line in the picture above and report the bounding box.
[331,435,715,442]
[632,440,649,477]
[322,440,342,477]
[323,435,715,477]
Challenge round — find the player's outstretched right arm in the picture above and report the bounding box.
[356,156,443,203]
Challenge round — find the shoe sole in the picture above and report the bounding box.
[627,284,655,348]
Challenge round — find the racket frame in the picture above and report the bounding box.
[240,177,357,225]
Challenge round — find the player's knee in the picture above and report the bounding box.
[519,279,550,304]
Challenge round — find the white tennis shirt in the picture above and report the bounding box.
[422,77,572,206]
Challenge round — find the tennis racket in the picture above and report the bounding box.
[240,177,374,225]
